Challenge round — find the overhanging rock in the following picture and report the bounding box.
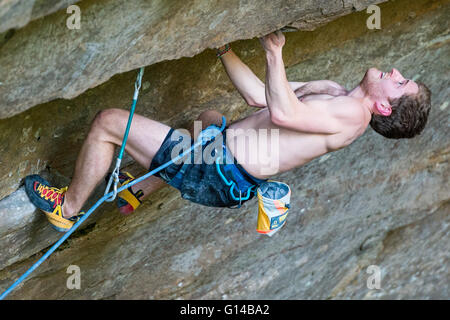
[0,0,385,119]
[0,0,80,33]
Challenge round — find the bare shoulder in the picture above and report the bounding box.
[304,95,366,125]
[321,80,346,90]
[321,97,368,149]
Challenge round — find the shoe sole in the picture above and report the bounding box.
[43,211,73,232]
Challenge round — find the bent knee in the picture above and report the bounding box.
[198,109,221,119]
[90,108,128,140]
[197,110,224,127]
[92,108,125,130]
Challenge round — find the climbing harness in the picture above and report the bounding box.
[215,155,256,208]
[104,67,144,202]
[0,69,227,300]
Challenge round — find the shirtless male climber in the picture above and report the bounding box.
[25,31,432,232]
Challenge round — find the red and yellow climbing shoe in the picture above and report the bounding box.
[106,171,144,215]
[24,175,84,232]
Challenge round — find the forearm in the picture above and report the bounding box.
[265,50,302,121]
[219,49,266,106]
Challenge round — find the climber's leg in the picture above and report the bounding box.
[62,108,171,218]
[103,109,227,216]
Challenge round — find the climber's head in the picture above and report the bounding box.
[361,67,431,139]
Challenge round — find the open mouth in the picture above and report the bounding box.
[380,69,394,79]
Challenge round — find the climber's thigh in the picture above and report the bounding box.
[92,108,171,169]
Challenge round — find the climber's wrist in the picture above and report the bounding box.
[216,44,231,58]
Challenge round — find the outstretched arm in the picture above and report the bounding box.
[260,31,343,134]
[218,47,266,107]
[218,45,306,107]
[260,32,301,122]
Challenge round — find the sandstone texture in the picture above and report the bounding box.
[0,0,386,119]
[0,0,80,33]
[0,0,448,299]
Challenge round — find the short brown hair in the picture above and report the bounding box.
[370,82,432,139]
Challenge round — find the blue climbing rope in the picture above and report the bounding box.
[0,67,226,300]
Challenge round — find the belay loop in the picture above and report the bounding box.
[104,67,145,202]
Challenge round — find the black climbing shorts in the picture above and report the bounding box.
[148,127,266,208]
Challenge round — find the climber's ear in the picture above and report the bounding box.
[374,100,392,116]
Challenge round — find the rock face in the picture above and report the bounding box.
[0,0,80,33]
[0,0,449,299]
[0,0,386,119]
